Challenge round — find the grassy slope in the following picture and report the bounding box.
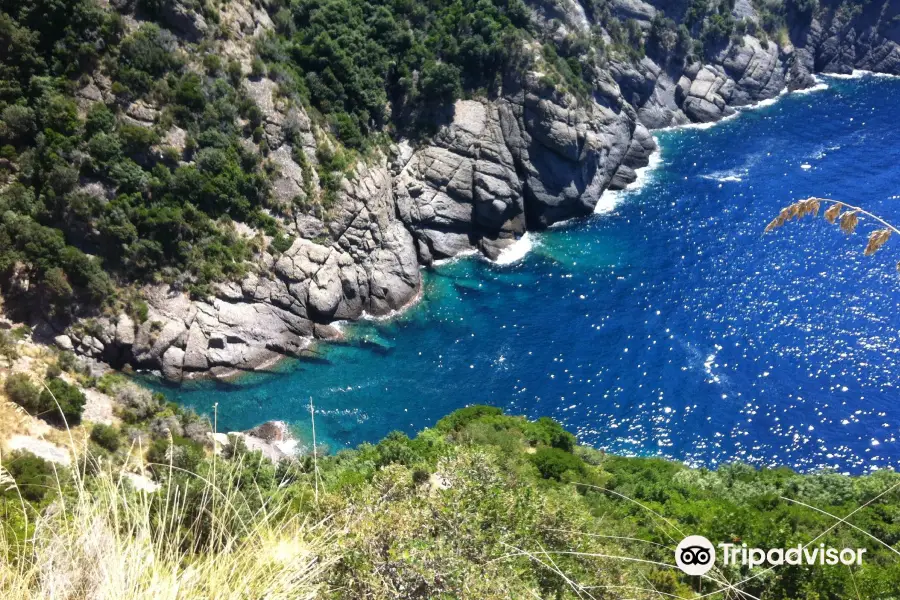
[1,404,898,599]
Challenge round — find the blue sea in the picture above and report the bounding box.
[165,74,900,474]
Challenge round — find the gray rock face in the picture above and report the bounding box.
[329,158,421,316]
[506,81,639,227]
[801,0,900,76]
[398,79,647,256]
[613,0,900,130]
[397,100,525,260]
[157,0,208,41]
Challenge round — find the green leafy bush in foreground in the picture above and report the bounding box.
[1,405,899,599]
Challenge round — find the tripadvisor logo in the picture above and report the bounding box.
[675,536,867,575]
[676,536,716,576]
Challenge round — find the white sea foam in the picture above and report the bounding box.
[274,439,300,456]
[656,77,830,137]
[432,249,479,267]
[594,150,663,214]
[824,69,900,80]
[740,86,788,110]
[548,217,576,229]
[793,81,830,95]
[700,170,744,183]
[657,110,743,132]
[494,232,535,265]
[359,286,423,322]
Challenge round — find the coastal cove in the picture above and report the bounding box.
[163,74,900,474]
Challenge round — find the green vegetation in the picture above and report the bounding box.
[0,330,19,367]
[0,0,273,316]
[89,422,121,453]
[1,451,60,504]
[257,0,531,144]
[1,404,898,598]
[2,372,85,427]
[5,375,88,426]
[38,377,85,426]
[3,372,40,411]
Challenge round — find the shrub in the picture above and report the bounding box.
[117,24,181,94]
[2,452,58,504]
[527,416,576,452]
[530,447,587,481]
[57,351,76,371]
[1,105,36,140]
[39,378,86,426]
[435,405,504,432]
[117,384,164,422]
[90,423,122,453]
[4,373,40,412]
[118,123,160,156]
[268,232,295,254]
[419,61,462,104]
[85,103,117,137]
[147,435,205,474]
[0,330,19,366]
[375,431,418,467]
[250,57,266,79]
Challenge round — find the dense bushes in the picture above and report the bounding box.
[306,407,900,595]
[0,0,803,324]
[39,377,86,426]
[530,446,586,480]
[4,373,85,425]
[0,0,280,314]
[257,0,531,144]
[90,423,122,452]
[1,452,59,504]
[4,372,40,410]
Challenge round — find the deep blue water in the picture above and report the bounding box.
[166,75,900,474]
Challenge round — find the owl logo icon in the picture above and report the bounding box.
[676,535,716,576]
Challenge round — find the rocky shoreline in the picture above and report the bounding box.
[49,0,900,382]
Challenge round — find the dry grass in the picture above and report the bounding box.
[0,442,332,600]
[766,196,899,268]
[0,396,30,441]
[0,346,333,600]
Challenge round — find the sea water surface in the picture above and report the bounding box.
[167,74,900,474]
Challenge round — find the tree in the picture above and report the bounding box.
[530,447,587,480]
[419,61,462,104]
[2,452,58,503]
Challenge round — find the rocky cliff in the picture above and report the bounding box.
[55,0,900,381]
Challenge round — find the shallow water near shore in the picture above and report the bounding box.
[166,75,900,474]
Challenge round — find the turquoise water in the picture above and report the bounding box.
[164,75,900,473]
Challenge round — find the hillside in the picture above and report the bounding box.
[1,403,899,598]
[1,0,898,381]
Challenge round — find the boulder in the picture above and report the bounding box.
[162,346,185,382]
[115,314,136,346]
[54,335,74,352]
